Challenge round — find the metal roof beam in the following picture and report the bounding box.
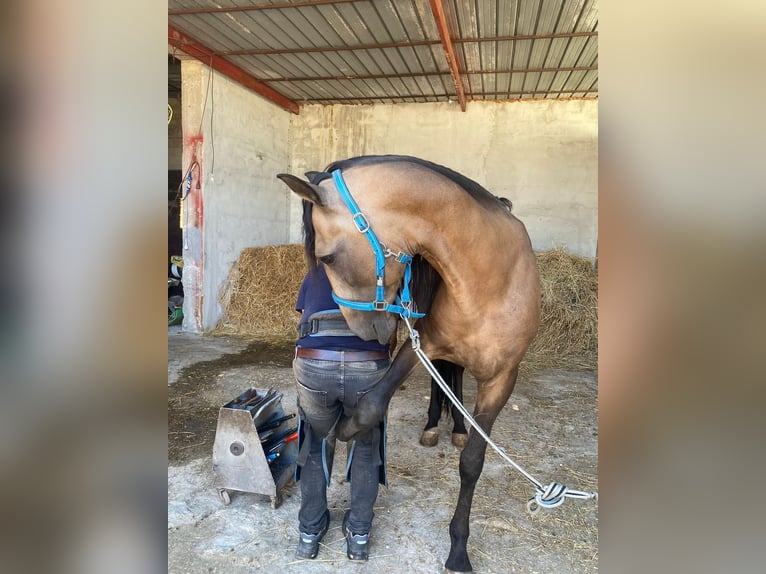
[268,66,598,83]
[475,89,598,98]
[428,0,466,111]
[215,31,597,57]
[455,31,598,44]
[220,39,437,57]
[168,0,361,16]
[301,89,597,103]
[168,26,299,114]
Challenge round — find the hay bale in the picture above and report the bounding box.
[216,244,306,338]
[216,245,597,370]
[526,248,598,370]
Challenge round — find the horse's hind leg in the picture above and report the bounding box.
[450,366,468,449]
[421,376,443,446]
[444,367,519,574]
[421,360,450,447]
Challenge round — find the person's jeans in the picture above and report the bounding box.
[293,355,390,535]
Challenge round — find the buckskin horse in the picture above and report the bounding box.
[278,155,540,573]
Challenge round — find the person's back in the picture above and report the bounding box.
[293,263,392,561]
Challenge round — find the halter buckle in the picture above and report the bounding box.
[352,212,370,233]
[373,300,387,311]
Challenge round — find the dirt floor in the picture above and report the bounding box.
[168,330,598,574]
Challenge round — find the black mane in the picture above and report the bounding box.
[301,199,318,272]
[324,155,508,212]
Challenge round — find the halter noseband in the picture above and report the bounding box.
[329,169,424,320]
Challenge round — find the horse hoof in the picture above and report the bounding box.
[451,432,468,449]
[444,569,472,574]
[420,429,439,447]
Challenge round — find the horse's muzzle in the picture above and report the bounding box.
[345,311,396,345]
[371,313,397,345]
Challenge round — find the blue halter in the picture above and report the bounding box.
[329,169,425,320]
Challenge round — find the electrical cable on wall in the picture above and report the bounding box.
[209,55,215,180]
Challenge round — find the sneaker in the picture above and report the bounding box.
[342,510,370,561]
[295,510,330,559]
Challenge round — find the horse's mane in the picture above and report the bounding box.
[301,199,318,272]
[324,155,509,212]
[409,255,442,316]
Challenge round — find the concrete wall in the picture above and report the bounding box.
[288,100,598,259]
[181,61,291,332]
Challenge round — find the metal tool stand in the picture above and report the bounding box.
[212,388,297,508]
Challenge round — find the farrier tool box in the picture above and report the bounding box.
[212,387,298,508]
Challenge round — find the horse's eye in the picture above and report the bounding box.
[319,254,335,265]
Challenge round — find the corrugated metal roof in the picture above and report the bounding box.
[168,0,597,112]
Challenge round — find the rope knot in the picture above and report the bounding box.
[527,482,568,514]
[526,482,598,514]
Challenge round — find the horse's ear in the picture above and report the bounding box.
[276,173,325,205]
[304,170,322,181]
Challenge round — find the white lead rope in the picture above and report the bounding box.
[401,316,598,514]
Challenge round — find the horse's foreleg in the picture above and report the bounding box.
[444,367,519,574]
[336,343,419,442]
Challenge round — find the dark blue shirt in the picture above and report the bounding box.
[295,264,389,352]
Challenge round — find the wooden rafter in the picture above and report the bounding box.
[167,26,299,114]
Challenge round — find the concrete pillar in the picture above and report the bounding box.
[180,59,208,333]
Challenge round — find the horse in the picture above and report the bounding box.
[278,155,540,573]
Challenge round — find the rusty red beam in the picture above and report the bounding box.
[168,0,360,16]
[168,25,299,114]
[428,0,466,111]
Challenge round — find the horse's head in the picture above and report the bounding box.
[278,171,402,344]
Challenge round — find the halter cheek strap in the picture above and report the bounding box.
[329,169,424,319]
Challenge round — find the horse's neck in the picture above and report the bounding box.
[412,203,510,294]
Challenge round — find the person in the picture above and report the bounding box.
[292,262,393,561]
